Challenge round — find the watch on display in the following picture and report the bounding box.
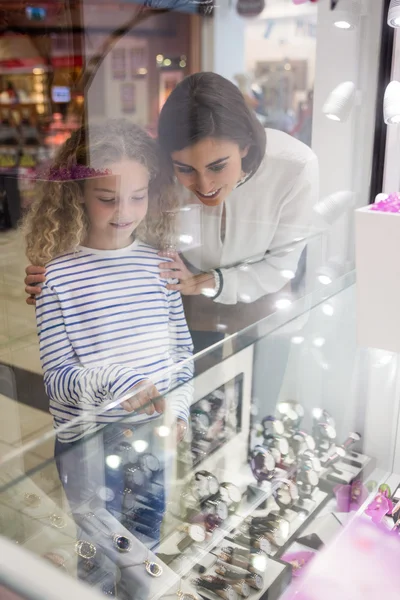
[215,564,264,592]
[191,471,220,500]
[276,401,304,432]
[177,524,207,552]
[192,410,211,439]
[297,467,319,488]
[114,441,137,466]
[194,577,238,600]
[261,416,285,438]
[219,547,267,573]
[203,497,229,521]
[249,514,290,546]
[219,483,242,514]
[298,450,322,473]
[231,530,272,554]
[290,431,316,455]
[274,480,299,509]
[139,453,161,477]
[341,432,362,451]
[250,446,276,483]
[321,446,347,468]
[125,464,147,489]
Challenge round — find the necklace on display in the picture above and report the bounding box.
[83,512,163,577]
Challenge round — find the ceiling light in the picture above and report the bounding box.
[323,81,356,122]
[384,81,400,124]
[388,0,400,27]
[332,0,361,30]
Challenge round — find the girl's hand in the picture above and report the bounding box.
[176,418,188,442]
[121,380,165,415]
[159,251,215,296]
[25,265,46,305]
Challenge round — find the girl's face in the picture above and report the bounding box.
[83,159,149,250]
[171,137,248,207]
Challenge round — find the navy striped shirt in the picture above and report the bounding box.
[35,240,193,442]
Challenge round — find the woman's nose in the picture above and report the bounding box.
[195,172,214,193]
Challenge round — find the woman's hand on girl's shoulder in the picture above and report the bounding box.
[158,251,214,296]
[24,265,46,305]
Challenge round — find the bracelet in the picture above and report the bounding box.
[201,269,223,299]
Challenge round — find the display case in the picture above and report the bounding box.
[0,271,397,600]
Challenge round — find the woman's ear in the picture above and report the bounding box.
[240,145,250,158]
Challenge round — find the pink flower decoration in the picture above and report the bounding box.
[365,490,394,524]
[370,192,400,213]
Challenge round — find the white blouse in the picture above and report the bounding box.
[176,128,319,305]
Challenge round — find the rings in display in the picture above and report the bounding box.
[75,540,97,559]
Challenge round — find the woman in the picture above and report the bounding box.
[25,72,318,349]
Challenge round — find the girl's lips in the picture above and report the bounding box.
[110,222,133,229]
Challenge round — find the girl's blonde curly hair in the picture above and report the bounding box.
[23,119,178,265]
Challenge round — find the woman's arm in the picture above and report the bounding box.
[36,282,163,415]
[214,154,319,304]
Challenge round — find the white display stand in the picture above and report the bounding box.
[355,206,400,353]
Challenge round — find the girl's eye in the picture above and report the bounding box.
[98,197,115,203]
[209,163,227,173]
[176,166,194,174]
[132,196,146,202]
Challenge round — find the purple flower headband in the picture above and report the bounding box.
[36,164,111,182]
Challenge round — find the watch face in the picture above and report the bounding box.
[258,537,271,554]
[127,468,145,487]
[277,437,289,455]
[189,524,206,543]
[221,483,241,504]
[307,470,319,486]
[141,453,160,473]
[227,588,238,600]
[263,451,275,472]
[277,488,292,506]
[208,476,220,496]
[270,447,281,464]
[262,416,284,437]
[215,501,229,520]
[192,410,210,434]
[199,399,212,413]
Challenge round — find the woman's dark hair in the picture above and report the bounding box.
[158,72,266,178]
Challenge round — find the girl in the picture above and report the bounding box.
[23,119,192,510]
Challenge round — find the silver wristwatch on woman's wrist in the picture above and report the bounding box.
[201,269,223,299]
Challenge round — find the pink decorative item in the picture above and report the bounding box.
[292,0,309,4]
[370,192,400,213]
[364,490,393,524]
[280,518,400,600]
[281,551,315,577]
[333,480,368,513]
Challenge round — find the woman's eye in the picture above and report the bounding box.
[209,164,227,173]
[176,166,194,174]
[98,197,115,203]
[132,196,146,202]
